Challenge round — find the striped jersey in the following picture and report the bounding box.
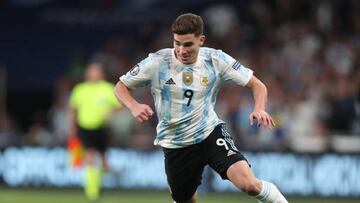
[120,47,253,148]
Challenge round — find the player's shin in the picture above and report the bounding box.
[84,165,102,200]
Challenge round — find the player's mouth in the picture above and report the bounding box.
[180,55,190,61]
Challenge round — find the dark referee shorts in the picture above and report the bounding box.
[163,124,249,202]
[78,127,108,154]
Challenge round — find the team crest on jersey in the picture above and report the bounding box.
[200,76,209,86]
[182,72,193,86]
[129,65,140,76]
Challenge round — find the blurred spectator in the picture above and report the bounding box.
[0,113,22,147]
[325,74,357,134]
[48,76,73,146]
[354,84,360,134]
[24,110,53,146]
[202,4,239,40]
[107,108,135,147]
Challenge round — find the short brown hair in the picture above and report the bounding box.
[171,13,203,36]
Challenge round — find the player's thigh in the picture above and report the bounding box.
[163,145,205,202]
[205,124,250,179]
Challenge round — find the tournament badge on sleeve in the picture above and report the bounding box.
[129,65,140,76]
[182,72,193,86]
[67,135,85,169]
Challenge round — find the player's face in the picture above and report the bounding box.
[173,33,205,64]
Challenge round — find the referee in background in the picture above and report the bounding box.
[69,63,122,201]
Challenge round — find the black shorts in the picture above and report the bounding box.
[78,127,108,153]
[163,124,249,202]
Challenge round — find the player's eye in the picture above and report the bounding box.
[183,42,193,47]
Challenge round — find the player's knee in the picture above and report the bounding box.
[240,180,261,196]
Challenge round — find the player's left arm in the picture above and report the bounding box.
[246,75,275,128]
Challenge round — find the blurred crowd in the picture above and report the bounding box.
[0,0,359,152]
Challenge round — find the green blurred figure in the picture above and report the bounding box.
[69,63,122,200]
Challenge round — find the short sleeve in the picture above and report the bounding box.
[120,55,154,89]
[216,50,253,86]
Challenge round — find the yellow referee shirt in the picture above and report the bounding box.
[69,80,121,130]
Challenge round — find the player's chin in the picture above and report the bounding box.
[179,58,189,63]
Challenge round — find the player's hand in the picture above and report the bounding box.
[130,103,154,123]
[249,110,275,129]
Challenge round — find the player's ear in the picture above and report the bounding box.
[199,35,205,46]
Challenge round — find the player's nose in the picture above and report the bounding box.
[179,46,188,54]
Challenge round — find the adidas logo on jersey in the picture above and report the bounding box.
[227,150,237,157]
[165,78,176,85]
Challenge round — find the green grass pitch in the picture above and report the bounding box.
[0,188,358,203]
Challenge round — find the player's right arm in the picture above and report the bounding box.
[114,81,154,123]
[115,54,156,123]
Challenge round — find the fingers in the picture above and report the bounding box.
[263,114,276,128]
[145,106,154,117]
[136,112,150,123]
[261,114,269,128]
[259,114,271,128]
[267,116,276,128]
[249,111,276,129]
[249,113,258,126]
[270,117,276,127]
[136,114,147,123]
[136,116,144,123]
[133,105,154,123]
[249,114,254,125]
[249,112,262,127]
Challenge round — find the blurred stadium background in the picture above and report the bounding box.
[0,0,359,202]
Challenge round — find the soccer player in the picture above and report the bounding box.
[114,13,288,203]
[69,63,122,200]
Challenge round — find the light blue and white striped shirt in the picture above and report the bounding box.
[120,47,253,148]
